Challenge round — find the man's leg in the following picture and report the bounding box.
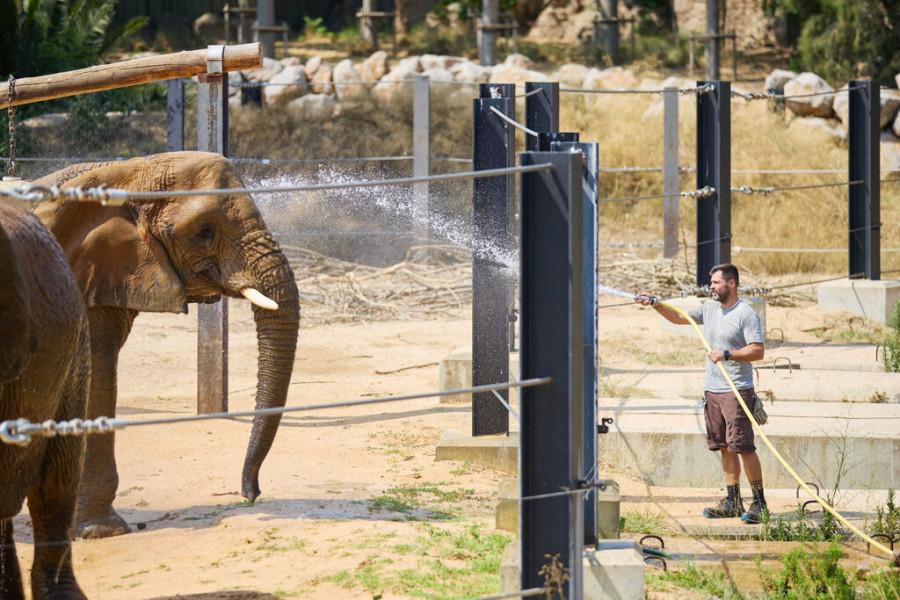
[721,448,742,485]
[740,451,767,524]
[704,448,744,518]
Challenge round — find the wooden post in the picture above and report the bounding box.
[0,44,262,110]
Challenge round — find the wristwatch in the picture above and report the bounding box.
[723,350,731,360]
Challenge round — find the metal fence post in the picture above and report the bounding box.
[552,141,600,547]
[663,87,679,258]
[525,82,559,152]
[538,131,578,150]
[848,80,880,280]
[413,75,430,241]
[471,84,514,436]
[166,78,184,152]
[197,58,230,415]
[520,151,584,599]
[695,80,731,286]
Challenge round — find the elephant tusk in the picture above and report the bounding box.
[241,288,279,310]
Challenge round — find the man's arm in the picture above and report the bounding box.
[634,294,692,325]
[707,342,765,364]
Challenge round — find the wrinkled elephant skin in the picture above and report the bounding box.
[0,201,90,599]
[35,151,300,539]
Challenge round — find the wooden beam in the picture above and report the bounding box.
[0,43,262,110]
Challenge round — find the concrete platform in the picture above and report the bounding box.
[817,278,900,324]
[501,539,645,600]
[598,397,900,489]
[435,429,518,475]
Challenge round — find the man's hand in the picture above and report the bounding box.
[707,349,728,363]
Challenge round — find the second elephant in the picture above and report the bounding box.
[35,151,301,539]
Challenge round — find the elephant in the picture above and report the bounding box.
[34,151,301,539]
[0,199,90,599]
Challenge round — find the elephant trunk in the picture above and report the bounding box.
[240,235,299,503]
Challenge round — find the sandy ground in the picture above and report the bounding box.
[11,288,898,599]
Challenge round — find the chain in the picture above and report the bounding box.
[0,416,125,447]
[7,74,16,178]
[0,183,129,206]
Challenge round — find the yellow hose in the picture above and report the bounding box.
[661,301,895,560]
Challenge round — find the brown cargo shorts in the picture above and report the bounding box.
[704,388,756,454]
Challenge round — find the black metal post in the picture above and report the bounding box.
[538,131,578,150]
[197,71,229,415]
[519,151,584,599]
[552,140,600,547]
[471,86,514,436]
[848,80,880,280]
[525,82,559,152]
[695,80,731,286]
[166,79,184,152]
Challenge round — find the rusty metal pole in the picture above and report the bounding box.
[197,46,230,415]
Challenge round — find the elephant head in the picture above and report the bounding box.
[35,151,300,521]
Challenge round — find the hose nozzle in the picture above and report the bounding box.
[635,294,660,307]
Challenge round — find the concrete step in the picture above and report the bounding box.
[597,397,900,489]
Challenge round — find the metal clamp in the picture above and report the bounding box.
[207,44,226,74]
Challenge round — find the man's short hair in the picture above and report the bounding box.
[710,263,739,286]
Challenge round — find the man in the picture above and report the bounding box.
[636,263,767,524]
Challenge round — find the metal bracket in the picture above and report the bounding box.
[207,44,225,74]
[598,417,613,434]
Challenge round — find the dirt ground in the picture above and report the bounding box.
[11,268,897,599]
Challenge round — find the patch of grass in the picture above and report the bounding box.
[757,504,843,543]
[254,528,307,554]
[117,486,143,497]
[758,540,854,599]
[646,561,744,599]
[621,507,668,535]
[368,483,474,519]
[882,300,900,373]
[450,461,472,476]
[325,523,512,599]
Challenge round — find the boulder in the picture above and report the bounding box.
[305,55,322,77]
[489,64,550,93]
[786,115,845,142]
[333,59,368,103]
[372,62,420,102]
[310,61,334,95]
[420,54,466,71]
[882,131,900,174]
[583,66,638,90]
[504,53,535,70]
[263,64,307,105]
[449,61,492,83]
[764,69,797,92]
[287,93,337,120]
[241,56,284,83]
[421,67,454,84]
[783,72,834,118]
[193,12,225,43]
[554,63,591,88]
[359,51,390,84]
[832,86,900,130]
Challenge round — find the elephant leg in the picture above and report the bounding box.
[0,519,25,600]
[28,436,87,600]
[75,306,136,539]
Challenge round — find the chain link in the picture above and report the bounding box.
[0,416,125,447]
[7,75,16,178]
[0,183,129,206]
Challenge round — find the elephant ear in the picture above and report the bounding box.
[33,158,188,314]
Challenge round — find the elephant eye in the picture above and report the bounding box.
[194,225,215,243]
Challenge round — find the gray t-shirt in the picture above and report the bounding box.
[688,299,764,392]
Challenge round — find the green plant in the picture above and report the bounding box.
[882,301,900,373]
[620,507,667,535]
[759,541,855,599]
[302,16,329,39]
[646,561,744,599]
[758,503,843,542]
[868,488,900,541]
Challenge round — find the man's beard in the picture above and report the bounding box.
[713,288,730,303]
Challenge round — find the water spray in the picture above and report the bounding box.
[599,282,896,561]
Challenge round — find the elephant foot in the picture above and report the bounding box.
[74,510,131,539]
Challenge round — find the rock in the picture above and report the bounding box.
[421,67,454,84]
[880,131,900,174]
[280,56,303,67]
[263,64,307,105]
[787,115,845,142]
[310,61,334,95]
[489,64,550,94]
[449,61,492,83]
[333,59,367,103]
[193,12,225,43]
[783,72,834,118]
[833,86,900,130]
[241,56,284,83]
[583,66,638,90]
[420,54,466,71]
[372,62,420,102]
[554,63,591,88]
[287,93,337,120]
[504,53,535,70]
[305,55,322,77]
[764,69,797,92]
[359,51,390,85]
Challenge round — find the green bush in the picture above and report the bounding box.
[760,541,855,599]
[883,302,900,373]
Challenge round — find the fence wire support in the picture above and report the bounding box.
[732,185,775,195]
[489,105,538,137]
[731,89,773,101]
[0,377,553,446]
[492,389,520,422]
